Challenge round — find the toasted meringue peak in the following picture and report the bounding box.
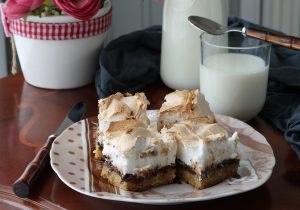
[169,121,229,144]
[103,119,176,154]
[160,89,213,116]
[98,92,150,127]
[104,119,147,139]
[160,90,199,113]
[158,90,215,130]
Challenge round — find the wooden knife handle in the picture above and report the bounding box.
[13,135,56,198]
[245,27,300,50]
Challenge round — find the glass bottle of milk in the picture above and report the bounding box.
[160,0,228,90]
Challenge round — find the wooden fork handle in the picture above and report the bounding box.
[12,135,56,198]
[245,27,300,50]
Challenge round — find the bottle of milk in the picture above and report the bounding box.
[160,0,229,90]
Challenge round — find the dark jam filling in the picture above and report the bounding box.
[103,161,176,182]
[176,159,239,179]
[97,141,103,149]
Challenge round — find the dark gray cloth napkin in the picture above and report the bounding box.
[95,26,161,98]
[95,18,300,159]
[229,17,300,159]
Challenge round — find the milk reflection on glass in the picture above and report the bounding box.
[200,32,271,121]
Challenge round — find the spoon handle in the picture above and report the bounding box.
[245,27,300,50]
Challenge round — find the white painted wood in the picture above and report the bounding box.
[291,0,300,36]
[229,0,240,17]
[109,0,246,39]
[271,0,282,30]
[109,0,163,39]
[149,1,163,26]
[262,0,300,36]
[240,0,261,24]
[262,0,272,27]
[110,0,144,39]
[282,0,292,35]
[1,0,299,79]
[142,0,151,27]
[0,25,8,78]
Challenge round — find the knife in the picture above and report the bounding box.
[13,102,86,198]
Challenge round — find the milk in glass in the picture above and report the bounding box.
[200,53,269,121]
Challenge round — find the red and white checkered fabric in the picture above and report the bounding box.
[7,8,112,40]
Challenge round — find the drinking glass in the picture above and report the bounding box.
[200,31,271,121]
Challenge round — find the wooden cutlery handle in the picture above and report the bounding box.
[12,135,56,198]
[245,27,300,50]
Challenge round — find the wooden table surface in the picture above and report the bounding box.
[0,74,299,210]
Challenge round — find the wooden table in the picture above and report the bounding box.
[0,74,299,210]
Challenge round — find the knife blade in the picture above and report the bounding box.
[13,102,86,198]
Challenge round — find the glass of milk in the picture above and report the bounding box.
[200,31,271,121]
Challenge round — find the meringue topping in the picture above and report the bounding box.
[160,89,213,115]
[158,90,215,130]
[170,121,229,143]
[101,119,177,175]
[98,92,150,133]
[160,90,199,113]
[169,121,238,174]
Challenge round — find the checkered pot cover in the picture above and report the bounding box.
[5,8,112,40]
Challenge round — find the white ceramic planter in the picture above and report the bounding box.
[13,0,112,89]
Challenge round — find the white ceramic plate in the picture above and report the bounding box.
[50,110,275,204]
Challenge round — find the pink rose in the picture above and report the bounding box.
[2,0,44,19]
[53,0,101,21]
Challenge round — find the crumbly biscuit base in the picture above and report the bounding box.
[91,158,104,178]
[100,164,176,191]
[177,160,239,189]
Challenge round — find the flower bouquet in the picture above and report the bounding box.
[0,0,112,89]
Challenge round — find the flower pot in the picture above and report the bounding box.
[10,0,112,89]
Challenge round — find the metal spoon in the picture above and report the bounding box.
[188,15,300,50]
